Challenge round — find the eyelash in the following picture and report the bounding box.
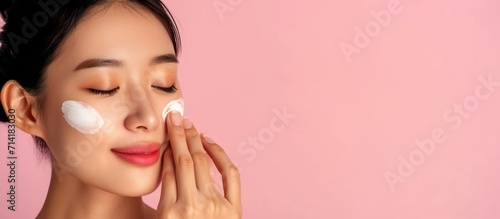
[89,85,177,96]
[89,88,119,96]
[154,85,178,94]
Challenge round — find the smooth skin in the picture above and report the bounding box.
[0,2,241,219]
[159,111,241,218]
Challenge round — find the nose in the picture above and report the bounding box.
[123,87,159,132]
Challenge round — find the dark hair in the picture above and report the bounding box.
[0,0,181,156]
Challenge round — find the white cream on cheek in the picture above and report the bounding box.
[61,100,104,134]
[61,98,183,134]
[162,97,185,121]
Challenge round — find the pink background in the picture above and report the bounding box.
[2,0,500,218]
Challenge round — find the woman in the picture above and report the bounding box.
[0,0,242,218]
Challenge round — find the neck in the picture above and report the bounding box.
[36,167,155,219]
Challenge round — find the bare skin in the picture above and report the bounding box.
[0,2,241,219]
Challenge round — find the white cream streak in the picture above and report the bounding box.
[61,101,104,134]
[162,97,185,120]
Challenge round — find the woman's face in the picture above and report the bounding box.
[39,4,181,196]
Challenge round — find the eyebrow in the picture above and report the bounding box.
[73,54,178,71]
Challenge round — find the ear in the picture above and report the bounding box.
[1,80,45,138]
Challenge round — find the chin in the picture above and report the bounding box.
[123,185,160,197]
[114,174,162,197]
[77,167,162,197]
[103,181,160,197]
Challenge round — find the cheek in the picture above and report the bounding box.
[61,100,104,134]
[41,100,107,168]
[162,97,185,120]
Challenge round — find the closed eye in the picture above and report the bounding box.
[153,85,177,94]
[89,87,119,96]
[88,85,177,96]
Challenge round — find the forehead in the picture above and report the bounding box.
[54,3,175,64]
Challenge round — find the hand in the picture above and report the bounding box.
[157,111,242,219]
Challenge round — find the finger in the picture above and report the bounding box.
[183,117,214,194]
[201,134,242,208]
[167,111,197,197]
[159,146,176,207]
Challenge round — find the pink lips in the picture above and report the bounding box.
[111,144,161,166]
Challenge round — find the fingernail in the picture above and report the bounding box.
[202,134,215,144]
[183,117,192,129]
[171,111,182,126]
